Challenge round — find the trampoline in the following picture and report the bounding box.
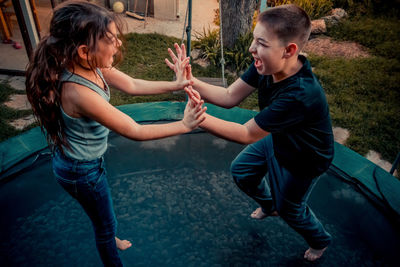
[0,102,399,267]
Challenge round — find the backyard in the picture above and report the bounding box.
[0,0,399,173]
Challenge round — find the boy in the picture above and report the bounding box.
[167,4,333,261]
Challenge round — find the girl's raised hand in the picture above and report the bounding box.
[179,43,193,81]
[182,98,207,130]
[165,43,193,89]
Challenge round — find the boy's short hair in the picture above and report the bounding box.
[258,4,311,51]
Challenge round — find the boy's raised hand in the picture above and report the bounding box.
[184,86,201,106]
[182,96,207,130]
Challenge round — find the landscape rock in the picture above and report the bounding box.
[4,94,31,110]
[190,49,202,60]
[0,74,11,83]
[193,57,210,68]
[333,127,350,144]
[322,8,348,26]
[311,19,327,34]
[8,76,26,91]
[366,150,398,176]
[9,115,36,130]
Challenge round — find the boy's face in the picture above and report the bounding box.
[249,22,287,76]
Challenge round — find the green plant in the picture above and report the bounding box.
[272,0,333,19]
[224,32,253,74]
[193,27,221,66]
[193,27,253,75]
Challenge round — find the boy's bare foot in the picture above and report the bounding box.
[115,237,132,250]
[304,247,327,261]
[250,207,279,220]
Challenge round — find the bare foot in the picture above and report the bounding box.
[304,247,327,261]
[250,207,279,220]
[115,237,132,251]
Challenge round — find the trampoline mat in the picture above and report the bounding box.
[0,130,399,266]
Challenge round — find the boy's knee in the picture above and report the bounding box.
[230,160,244,184]
[230,158,238,173]
[230,158,245,177]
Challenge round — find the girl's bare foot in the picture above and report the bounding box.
[115,237,132,250]
[304,247,327,261]
[250,207,279,220]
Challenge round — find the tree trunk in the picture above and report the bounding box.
[220,0,258,49]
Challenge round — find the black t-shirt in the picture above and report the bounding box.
[240,55,334,178]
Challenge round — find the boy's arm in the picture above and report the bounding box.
[166,43,256,108]
[191,77,256,108]
[200,113,269,145]
[101,66,191,95]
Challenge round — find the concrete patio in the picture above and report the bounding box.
[0,0,218,71]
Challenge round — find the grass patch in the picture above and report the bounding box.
[309,55,400,162]
[111,33,183,106]
[328,17,400,60]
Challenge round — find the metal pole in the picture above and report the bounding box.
[12,0,39,60]
[185,0,192,57]
[260,0,268,12]
[390,152,400,175]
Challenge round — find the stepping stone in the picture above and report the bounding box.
[9,115,36,130]
[366,150,398,176]
[333,127,350,144]
[4,94,31,110]
[0,74,11,83]
[8,76,26,91]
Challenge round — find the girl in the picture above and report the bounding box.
[25,1,205,266]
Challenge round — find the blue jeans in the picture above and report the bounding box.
[52,151,123,267]
[231,135,331,249]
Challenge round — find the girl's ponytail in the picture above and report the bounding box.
[25,35,68,152]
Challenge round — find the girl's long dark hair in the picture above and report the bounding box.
[26,0,123,153]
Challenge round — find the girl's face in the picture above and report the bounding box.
[248,22,286,76]
[95,21,122,68]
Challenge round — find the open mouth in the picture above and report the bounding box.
[254,57,262,68]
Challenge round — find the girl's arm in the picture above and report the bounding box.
[101,57,191,95]
[62,83,206,141]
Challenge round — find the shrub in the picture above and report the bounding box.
[224,32,253,74]
[270,0,333,19]
[193,27,221,66]
[193,28,253,75]
[331,0,400,17]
